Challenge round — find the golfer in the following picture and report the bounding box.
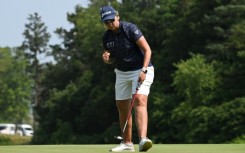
[100,6,154,152]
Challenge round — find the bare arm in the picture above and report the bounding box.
[136,36,152,82]
[136,36,152,68]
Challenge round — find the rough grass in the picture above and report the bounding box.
[0,134,31,145]
[0,144,244,153]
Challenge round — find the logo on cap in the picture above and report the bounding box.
[101,11,112,18]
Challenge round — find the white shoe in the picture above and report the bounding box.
[139,138,152,152]
[110,141,135,152]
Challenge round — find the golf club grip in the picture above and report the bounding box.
[136,82,142,90]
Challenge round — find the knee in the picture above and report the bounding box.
[134,94,147,107]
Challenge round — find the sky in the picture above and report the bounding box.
[0,0,89,47]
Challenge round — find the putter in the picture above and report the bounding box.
[114,82,142,140]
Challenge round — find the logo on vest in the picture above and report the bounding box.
[134,30,139,35]
[107,42,114,48]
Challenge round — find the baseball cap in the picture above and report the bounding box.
[100,6,116,22]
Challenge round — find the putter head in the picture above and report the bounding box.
[114,135,123,140]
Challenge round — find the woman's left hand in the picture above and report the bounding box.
[138,71,146,83]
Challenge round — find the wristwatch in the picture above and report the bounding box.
[141,67,147,74]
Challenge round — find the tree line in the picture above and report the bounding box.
[0,0,244,144]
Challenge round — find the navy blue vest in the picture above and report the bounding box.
[103,21,152,71]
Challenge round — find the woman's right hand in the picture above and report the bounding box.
[102,51,114,64]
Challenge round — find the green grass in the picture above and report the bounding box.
[0,144,244,153]
[0,134,31,145]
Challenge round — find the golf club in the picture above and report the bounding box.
[114,82,142,140]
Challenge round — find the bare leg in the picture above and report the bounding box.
[116,99,133,143]
[134,94,148,139]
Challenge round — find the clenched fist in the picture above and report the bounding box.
[102,51,115,64]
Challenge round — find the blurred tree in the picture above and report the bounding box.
[201,0,245,101]
[186,97,245,143]
[173,54,217,106]
[0,47,32,123]
[19,12,51,133]
[171,54,217,142]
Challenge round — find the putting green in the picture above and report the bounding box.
[0,144,244,153]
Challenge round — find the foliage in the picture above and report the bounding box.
[20,12,51,108]
[21,12,50,65]
[172,54,217,105]
[18,13,51,135]
[231,135,245,144]
[0,47,32,123]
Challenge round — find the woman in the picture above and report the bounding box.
[100,6,154,152]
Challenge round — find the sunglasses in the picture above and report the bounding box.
[104,19,115,24]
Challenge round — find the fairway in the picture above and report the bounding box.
[0,144,244,153]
